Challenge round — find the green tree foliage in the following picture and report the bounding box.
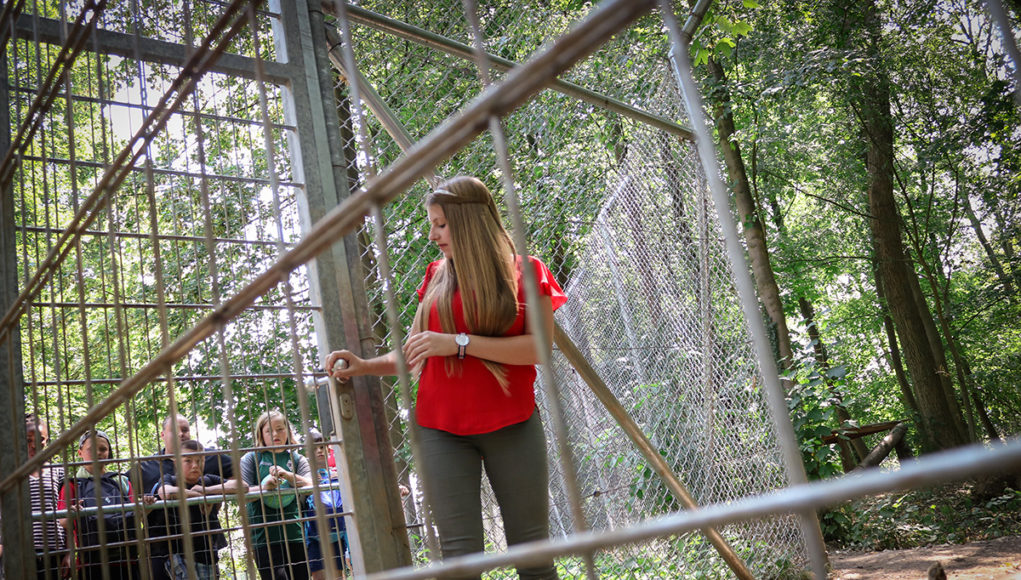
[694,0,1019,464]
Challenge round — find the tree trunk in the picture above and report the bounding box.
[905,265,973,441]
[850,422,911,472]
[707,56,794,369]
[851,0,968,451]
[873,265,923,428]
[798,297,869,461]
[959,356,1002,442]
[961,186,1014,297]
[990,206,1021,283]
[913,259,1000,442]
[658,130,698,261]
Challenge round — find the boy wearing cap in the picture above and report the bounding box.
[58,429,149,580]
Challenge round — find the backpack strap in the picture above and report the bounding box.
[115,473,131,498]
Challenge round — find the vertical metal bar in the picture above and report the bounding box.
[0,24,36,577]
[272,0,412,573]
[127,0,182,572]
[248,3,331,575]
[184,0,257,573]
[656,1,828,577]
[330,0,428,575]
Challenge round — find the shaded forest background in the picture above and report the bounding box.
[694,0,1018,462]
[691,0,1021,546]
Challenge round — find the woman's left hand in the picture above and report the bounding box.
[403,331,458,369]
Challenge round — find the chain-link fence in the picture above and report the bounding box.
[333,1,807,577]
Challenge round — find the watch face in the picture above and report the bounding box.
[456,333,469,346]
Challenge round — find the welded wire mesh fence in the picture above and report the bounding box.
[1,1,331,577]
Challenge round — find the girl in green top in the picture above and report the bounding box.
[241,410,312,580]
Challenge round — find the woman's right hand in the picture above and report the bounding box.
[326,350,365,382]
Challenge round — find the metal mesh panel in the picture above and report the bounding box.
[3,1,328,576]
[546,124,806,577]
[336,3,808,576]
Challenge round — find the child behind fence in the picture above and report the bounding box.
[303,429,349,579]
[149,438,240,580]
[241,410,313,580]
[58,430,150,580]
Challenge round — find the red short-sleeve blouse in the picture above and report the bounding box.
[414,255,567,435]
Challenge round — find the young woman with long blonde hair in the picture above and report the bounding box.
[327,176,566,579]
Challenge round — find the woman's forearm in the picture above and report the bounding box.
[460,333,550,366]
[469,296,554,365]
[363,350,399,376]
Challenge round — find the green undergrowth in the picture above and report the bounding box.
[823,482,1021,551]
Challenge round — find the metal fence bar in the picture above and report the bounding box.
[552,322,755,579]
[14,154,303,188]
[21,225,292,248]
[0,26,34,569]
[324,3,694,140]
[11,11,292,84]
[362,438,1021,580]
[5,85,295,129]
[274,0,413,573]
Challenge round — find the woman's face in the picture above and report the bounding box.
[261,418,290,448]
[427,204,452,259]
[79,437,110,472]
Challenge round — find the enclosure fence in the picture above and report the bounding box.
[0,1,1019,580]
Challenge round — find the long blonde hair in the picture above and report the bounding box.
[253,409,296,448]
[414,176,518,392]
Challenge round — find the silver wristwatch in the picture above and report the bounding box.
[455,332,470,359]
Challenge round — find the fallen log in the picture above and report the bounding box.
[851,422,911,472]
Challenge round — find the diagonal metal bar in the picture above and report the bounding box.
[0,0,27,54]
[323,26,440,186]
[323,2,694,140]
[553,322,755,580]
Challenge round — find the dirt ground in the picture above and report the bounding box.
[828,535,1021,579]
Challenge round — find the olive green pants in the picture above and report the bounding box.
[417,410,559,580]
